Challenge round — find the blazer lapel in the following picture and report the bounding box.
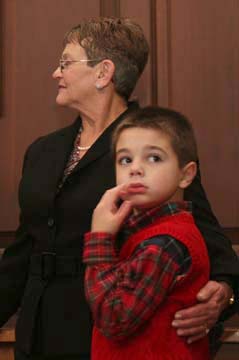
[71,104,138,173]
[37,118,81,197]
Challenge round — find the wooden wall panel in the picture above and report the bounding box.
[1,0,239,234]
[0,0,101,230]
[100,0,120,16]
[0,0,154,232]
[156,0,170,106]
[0,1,18,230]
[156,0,239,227]
[120,0,153,106]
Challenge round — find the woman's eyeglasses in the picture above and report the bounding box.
[59,59,102,72]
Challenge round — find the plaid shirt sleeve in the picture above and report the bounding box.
[83,231,181,340]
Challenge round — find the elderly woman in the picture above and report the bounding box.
[0,17,237,360]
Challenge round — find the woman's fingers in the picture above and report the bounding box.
[172,281,230,343]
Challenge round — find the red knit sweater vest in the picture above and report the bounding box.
[92,212,210,360]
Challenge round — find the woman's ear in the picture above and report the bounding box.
[179,161,197,189]
[95,59,115,90]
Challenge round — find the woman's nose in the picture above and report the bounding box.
[52,66,62,79]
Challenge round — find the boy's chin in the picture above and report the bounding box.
[132,199,165,211]
[121,194,161,210]
[132,202,156,211]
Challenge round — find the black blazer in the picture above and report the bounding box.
[0,104,238,356]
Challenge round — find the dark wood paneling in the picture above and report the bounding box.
[149,0,158,105]
[215,343,239,360]
[0,0,101,231]
[1,0,239,231]
[100,0,120,16]
[120,0,152,106]
[156,0,170,106]
[0,0,3,116]
[164,0,239,227]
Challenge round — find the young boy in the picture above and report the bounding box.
[83,106,210,360]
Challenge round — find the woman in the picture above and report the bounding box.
[0,17,237,360]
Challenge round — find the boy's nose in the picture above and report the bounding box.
[129,163,144,177]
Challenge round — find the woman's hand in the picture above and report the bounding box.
[172,280,233,343]
[92,184,132,235]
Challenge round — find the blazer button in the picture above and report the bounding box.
[47,217,55,227]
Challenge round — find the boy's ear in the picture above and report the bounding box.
[179,161,197,189]
[95,59,115,89]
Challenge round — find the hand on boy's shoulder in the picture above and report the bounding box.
[92,185,132,235]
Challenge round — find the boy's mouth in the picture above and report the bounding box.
[127,183,147,194]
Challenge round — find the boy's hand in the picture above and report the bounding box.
[92,184,132,234]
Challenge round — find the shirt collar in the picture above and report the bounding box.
[123,201,192,235]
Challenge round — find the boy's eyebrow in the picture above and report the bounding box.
[144,145,168,155]
[116,145,167,154]
[145,145,165,151]
[116,148,129,155]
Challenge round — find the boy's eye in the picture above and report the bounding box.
[118,156,132,165]
[148,155,161,162]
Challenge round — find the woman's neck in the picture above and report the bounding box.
[78,95,128,146]
[80,96,127,137]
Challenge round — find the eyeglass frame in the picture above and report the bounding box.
[59,58,103,72]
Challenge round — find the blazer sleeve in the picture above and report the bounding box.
[0,219,33,327]
[0,146,34,327]
[184,163,239,284]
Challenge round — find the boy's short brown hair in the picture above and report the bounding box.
[112,106,198,168]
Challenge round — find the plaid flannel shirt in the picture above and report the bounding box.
[83,202,192,340]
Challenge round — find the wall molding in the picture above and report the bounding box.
[155,0,171,106]
[149,0,158,105]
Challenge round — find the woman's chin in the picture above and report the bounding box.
[55,93,69,106]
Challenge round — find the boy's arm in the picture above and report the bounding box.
[83,233,185,340]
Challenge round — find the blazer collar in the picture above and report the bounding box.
[42,102,139,193]
[70,102,139,173]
